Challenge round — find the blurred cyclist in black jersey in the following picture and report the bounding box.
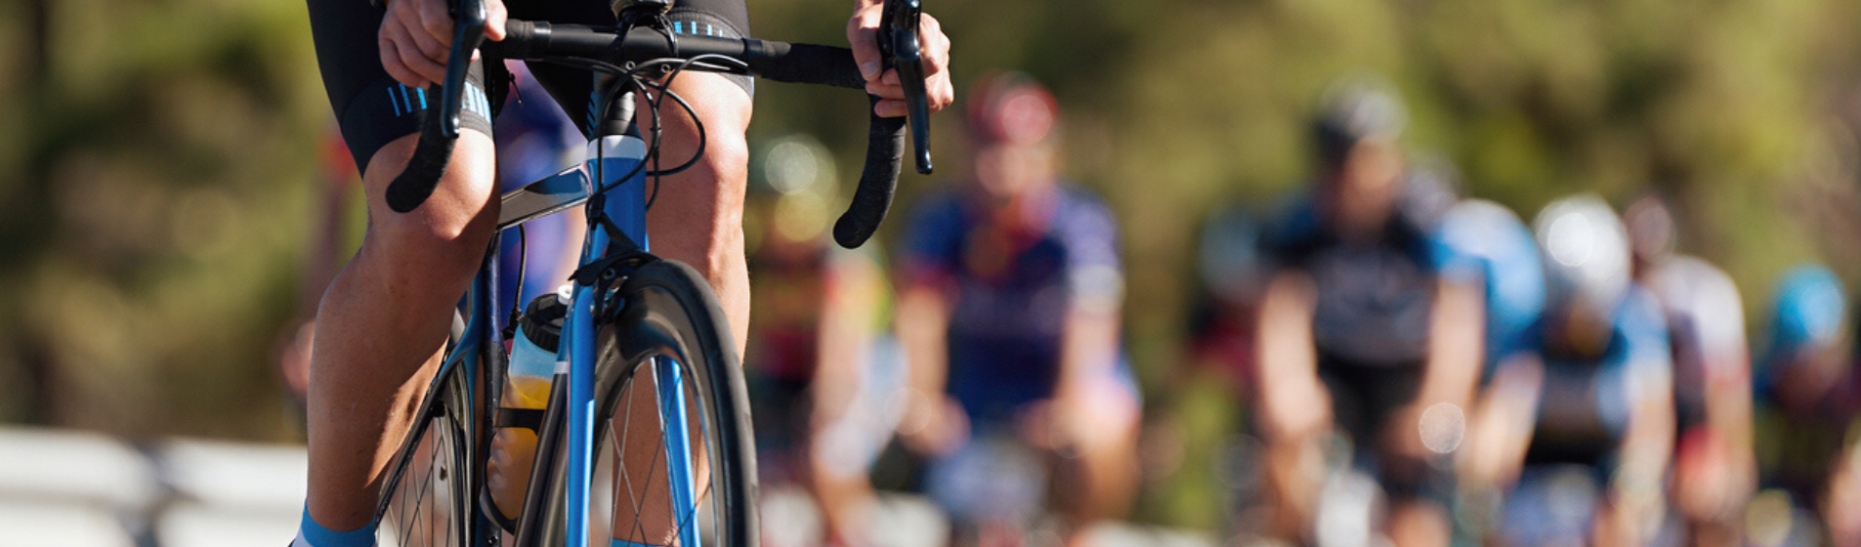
[1255,81,1483,547]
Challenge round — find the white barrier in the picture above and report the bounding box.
[0,427,1214,547]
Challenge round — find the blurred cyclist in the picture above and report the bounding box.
[742,135,903,547]
[1751,266,1857,546]
[895,72,1140,546]
[1501,195,1675,547]
[1254,81,1483,547]
[1186,205,1276,540]
[1429,197,1547,542]
[1189,205,1272,407]
[1623,194,1755,547]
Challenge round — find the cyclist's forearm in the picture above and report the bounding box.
[1054,304,1120,414]
[896,284,951,417]
[1416,280,1483,411]
[811,258,880,422]
[1255,272,1326,442]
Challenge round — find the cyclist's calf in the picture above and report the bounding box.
[304,130,499,531]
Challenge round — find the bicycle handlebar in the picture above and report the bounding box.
[382,0,934,249]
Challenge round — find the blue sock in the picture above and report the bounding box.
[294,507,377,547]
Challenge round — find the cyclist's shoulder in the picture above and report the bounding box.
[1259,189,1321,257]
[1048,183,1119,242]
[1614,284,1672,345]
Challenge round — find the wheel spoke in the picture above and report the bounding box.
[614,373,650,545]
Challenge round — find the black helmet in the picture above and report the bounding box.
[1313,79,1406,167]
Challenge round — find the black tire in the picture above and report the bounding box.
[376,358,475,547]
[543,259,758,547]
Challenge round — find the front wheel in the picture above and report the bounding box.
[375,358,474,547]
[544,259,759,547]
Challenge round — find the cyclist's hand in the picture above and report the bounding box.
[847,1,954,118]
[899,394,968,456]
[378,0,508,88]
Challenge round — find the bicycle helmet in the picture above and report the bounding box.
[1313,79,1406,167]
[1534,194,1632,342]
[966,71,1058,146]
[1760,265,1847,375]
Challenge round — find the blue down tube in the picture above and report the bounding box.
[569,134,699,547]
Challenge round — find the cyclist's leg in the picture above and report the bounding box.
[304,0,499,536]
[515,0,755,354]
[638,72,753,353]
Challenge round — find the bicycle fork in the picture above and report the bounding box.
[560,86,702,547]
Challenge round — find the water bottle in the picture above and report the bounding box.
[488,287,568,519]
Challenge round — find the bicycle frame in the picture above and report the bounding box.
[372,0,934,540]
[383,92,707,547]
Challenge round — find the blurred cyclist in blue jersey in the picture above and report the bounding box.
[1255,81,1483,547]
[1751,266,1859,547]
[741,135,903,547]
[895,72,1140,546]
[1623,194,1755,547]
[1429,197,1547,541]
[1501,195,1675,547]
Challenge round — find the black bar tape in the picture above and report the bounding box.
[384,126,458,213]
[746,41,865,89]
[834,98,906,249]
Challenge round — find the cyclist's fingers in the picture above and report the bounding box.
[846,4,884,81]
[388,21,446,86]
[415,0,454,47]
[881,70,900,86]
[927,71,954,113]
[484,0,508,41]
[406,20,451,69]
[920,15,949,77]
[873,98,906,118]
[380,38,426,89]
[864,79,905,101]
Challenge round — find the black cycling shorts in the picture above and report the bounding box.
[307,0,753,172]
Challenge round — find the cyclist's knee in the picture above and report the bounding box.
[648,74,752,276]
[360,132,499,276]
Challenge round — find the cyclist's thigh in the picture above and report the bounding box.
[307,0,494,175]
[507,0,753,138]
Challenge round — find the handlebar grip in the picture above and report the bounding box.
[384,120,459,213]
[746,41,866,90]
[833,98,906,249]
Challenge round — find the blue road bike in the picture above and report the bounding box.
[366,0,934,545]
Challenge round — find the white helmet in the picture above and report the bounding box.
[1533,194,1631,323]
